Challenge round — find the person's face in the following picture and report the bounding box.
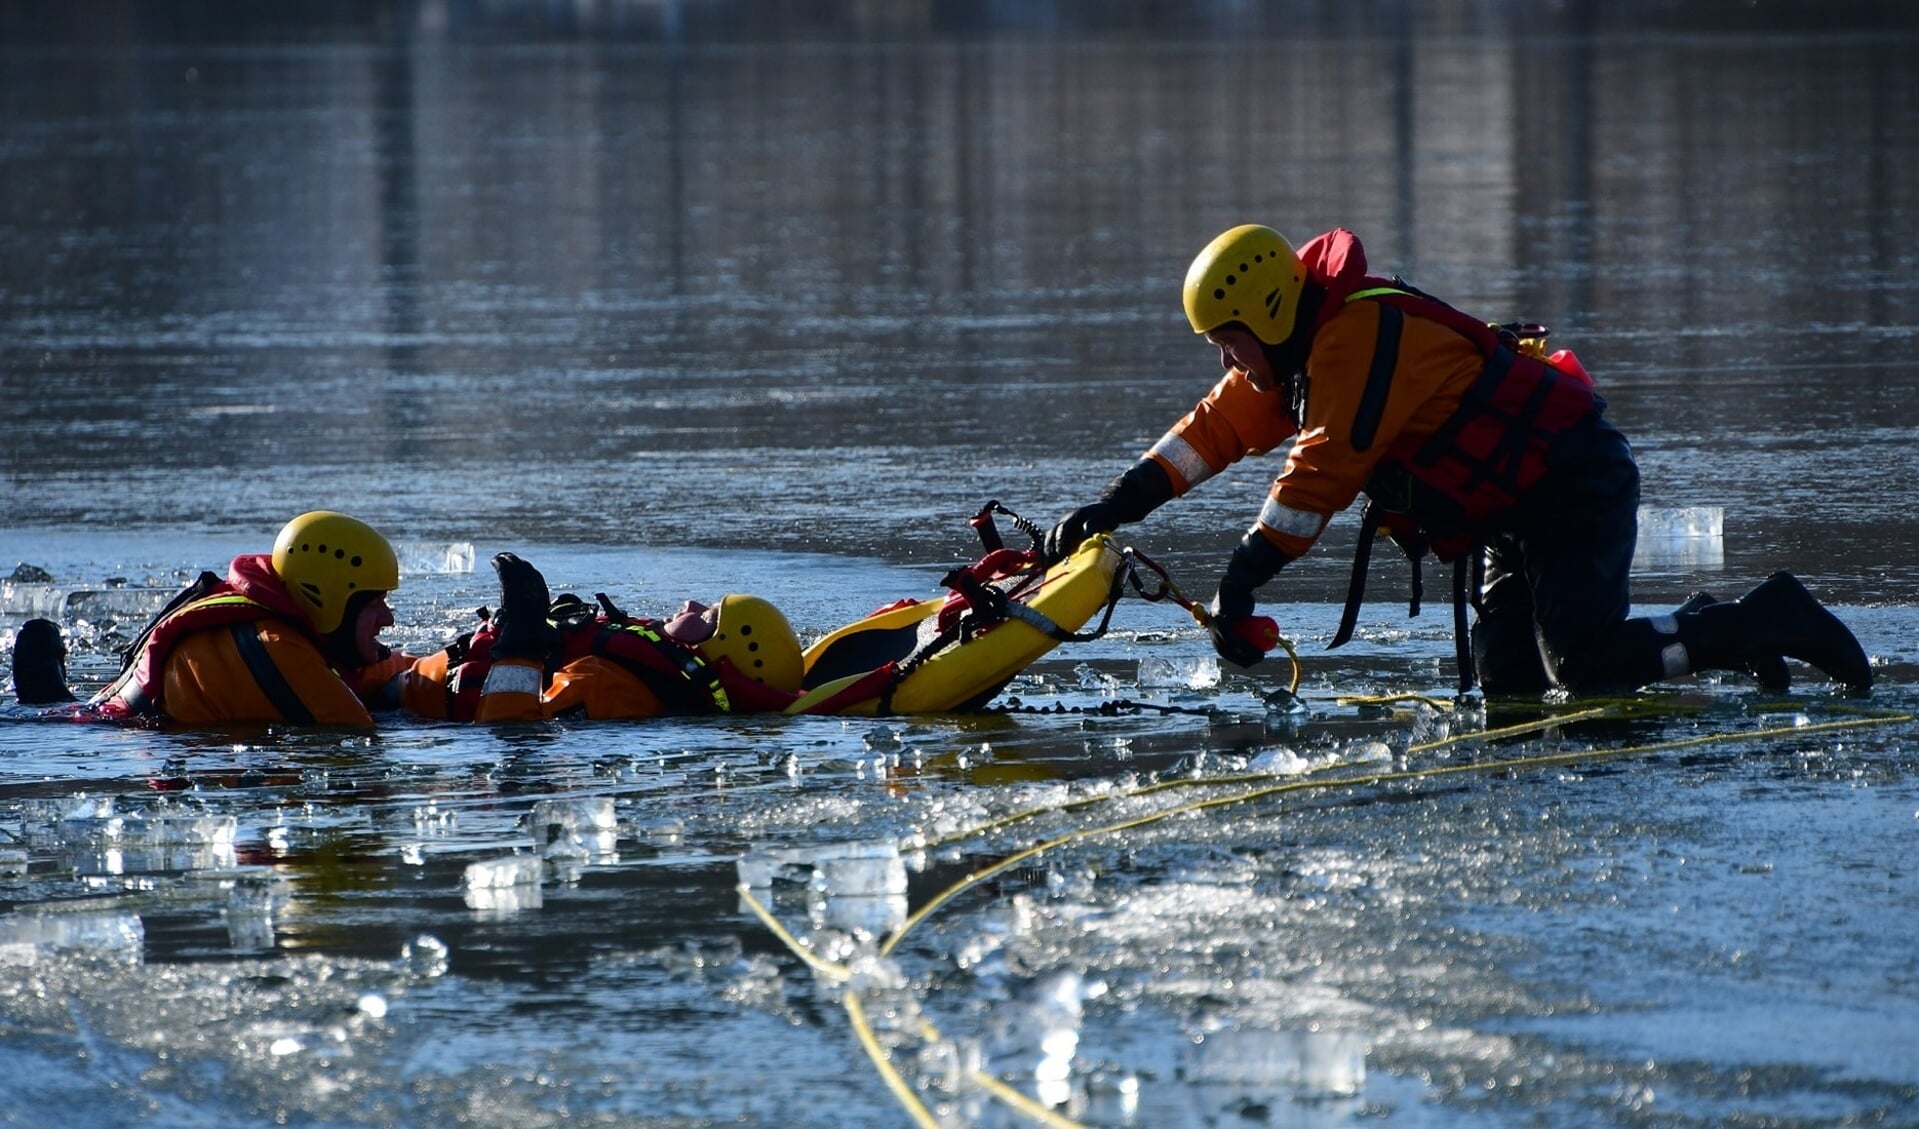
[350,593,395,665]
[1204,325,1276,392]
[662,600,719,646]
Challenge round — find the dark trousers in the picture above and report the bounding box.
[1468,423,1675,694]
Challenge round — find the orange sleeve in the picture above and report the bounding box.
[1150,370,1299,493]
[474,658,547,723]
[472,655,669,723]
[159,623,374,727]
[1261,302,1484,556]
[372,649,458,720]
[541,656,667,720]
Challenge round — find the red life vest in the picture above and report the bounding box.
[91,557,322,721]
[1343,282,1600,547]
[559,617,736,714]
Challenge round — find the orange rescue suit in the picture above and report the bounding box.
[91,554,414,727]
[1145,229,1487,559]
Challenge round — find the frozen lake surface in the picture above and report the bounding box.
[4,4,1919,1126]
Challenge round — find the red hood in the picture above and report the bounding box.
[226,554,316,630]
[1295,228,1374,306]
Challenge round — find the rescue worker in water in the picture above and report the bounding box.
[45,510,421,724]
[10,526,808,724]
[1044,224,1871,695]
[422,551,806,722]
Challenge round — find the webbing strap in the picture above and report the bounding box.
[1331,503,1381,650]
[1452,555,1476,693]
[1350,305,1401,452]
[227,621,316,724]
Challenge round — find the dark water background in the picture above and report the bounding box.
[4,3,1918,1126]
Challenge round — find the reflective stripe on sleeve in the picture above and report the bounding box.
[1148,432,1214,490]
[1258,495,1327,541]
[481,662,543,697]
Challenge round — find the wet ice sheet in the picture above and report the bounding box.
[3,646,1917,1126]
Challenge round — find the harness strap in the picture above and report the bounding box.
[876,564,1130,716]
[227,621,317,724]
[1350,304,1402,452]
[1452,554,1476,693]
[592,624,730,714]
[1331,502,1381,650]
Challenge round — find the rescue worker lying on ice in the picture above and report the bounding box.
[10,511,420,724]
[1045,224,1871,695]
[397,552,806,723]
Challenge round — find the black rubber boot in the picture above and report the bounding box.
[11,618,77,705]
[1679,573,1871,693]
[1674,591,1790,692]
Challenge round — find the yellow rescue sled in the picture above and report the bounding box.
[787,513,1126,717]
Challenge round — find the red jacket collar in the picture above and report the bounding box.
[1295,227,1373,308]
[226,554,316,630]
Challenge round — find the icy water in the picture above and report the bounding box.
[5,4,1919,1126]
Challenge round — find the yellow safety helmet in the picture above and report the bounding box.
[271,511,400,634]
[701,594,803,693]
[1182,224,1308,346]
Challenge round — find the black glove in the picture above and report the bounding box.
[1043,458,1175,562]
[1208,528,1293,668]
[490,552,559,662]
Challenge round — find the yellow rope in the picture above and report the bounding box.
[968,1072,1087,1128]
[1336,692,1456,710]
[842,990,944,1129]
[886,710,1911,958]
[743,883,1093,1126]
[736,883,851,982]
[745,702,1912,1129]
[915,704,1612,855]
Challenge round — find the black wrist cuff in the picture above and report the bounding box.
[1098,459,1175,524]
[1223,528,1292,594]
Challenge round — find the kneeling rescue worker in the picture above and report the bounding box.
[1045,224,1872,695]
[35,511,419,724]
[414,551,805,722]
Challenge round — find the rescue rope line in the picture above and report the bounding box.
[889,709,1911,962]
[913,705,1612,854]
[842,990,944,1129]
[739,884,1081,1127]
[743,702,1912,1126]
[1120,547,1304,694]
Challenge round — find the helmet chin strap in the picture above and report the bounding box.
[320,590,387,668]
[1257,282,1322,423]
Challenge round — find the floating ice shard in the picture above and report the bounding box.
[463,855,545,911]
[737,839,905,896]
[0,910,145,965]
[0,583,175,622]
[463,854,543,889]
[395,542,476,574]
[528,796,619,866]
[1181,1027,1367,1100]
[1633,505,1724,569]
[1139,655,1222,690]
[402,933,450,978]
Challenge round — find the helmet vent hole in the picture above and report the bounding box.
[1224,274,1236,285]
[351,555,363,567]
[748,641,760,652]
[1213,288,1225,300]
[317,544,328,554]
